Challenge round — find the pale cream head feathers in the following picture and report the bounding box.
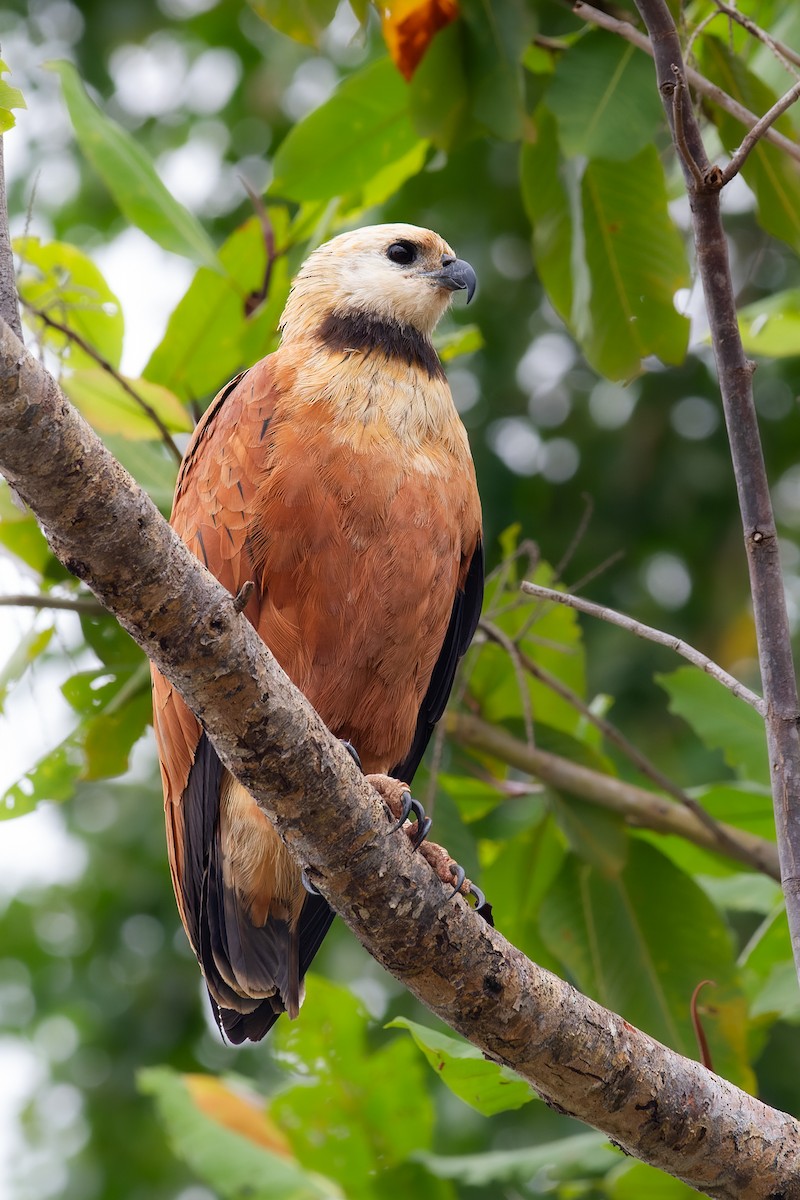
[280,223,473,341]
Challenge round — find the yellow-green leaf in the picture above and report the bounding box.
[0,58,25,133]
[49,60,219,269]
[15,236,124,370]
[63,369,191,440]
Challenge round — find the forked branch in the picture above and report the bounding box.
[632,0,800,985]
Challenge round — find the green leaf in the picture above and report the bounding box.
[0,626,54,710]
[104,435,179,512]
[548,31,664,161]
[580,148,690,380]
[434,323,483,361]
[387,1016,535,1115]
[140,1067,342,1200]
[417,1131,615,1186]
[0,58,26,133]
[609,1161,699,1198]
[459,0,534,141]
[738,288,800,357]
[750,961,800,1022]
[342,137,429,214]
[63,370,191,440]
[549,793,629,875]
[15,236,124,370]
[480,815,566,972]
[248,0,339,46]
[657,666,769,785]
[2,740,83,820]
[0,484,61,575]
[144,212,289,402]
[521,107,574,323]
[271,58,423,202]
[539,841,754,1090]
[271,978,435,1193]
[49,60,219,269]
[470,560,590,742]
[408,22,469,150]
[699,37,800,254]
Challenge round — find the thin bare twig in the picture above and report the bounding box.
[521,581,766,714]
[21,301,183,464]
[671,65,706,186]
[446,711,781,881]
[721,79,800,183]
[711,0,800,75]
[0,592,104,614]
[478,618,535,749]
[572,1,800,165]
[238,177,278,316]
[690,979,717,1071]
[484,617,768,873]
[634,0,800,993]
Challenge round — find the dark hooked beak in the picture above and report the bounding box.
[424,255,477,304]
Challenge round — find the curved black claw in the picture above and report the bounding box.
[411,814,432,849]
[301,869,322,897]
[448,862,466,896]
[386,788,432,848]
[390,789,414,832]
[469,885,494,927]
[340,740,363,772]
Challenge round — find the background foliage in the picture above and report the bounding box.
[2,0,800,1197]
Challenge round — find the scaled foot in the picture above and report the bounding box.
[366,773,493,926]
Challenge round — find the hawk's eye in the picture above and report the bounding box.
[386,240,417,266]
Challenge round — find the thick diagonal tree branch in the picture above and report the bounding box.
[634,0,800,995]
[2,323,800,1198]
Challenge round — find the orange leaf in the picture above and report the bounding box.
[185,1074,293,1158]
[381,0,460,81]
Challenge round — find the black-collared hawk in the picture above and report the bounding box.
[151,224,484,1043]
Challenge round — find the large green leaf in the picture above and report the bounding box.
[15,236,124,369]
[580,148,690,379]
[140,1067,342,1200]
[271,978,435,1197]
[699,37,800,254]
[459,0,533,141]
[104,435,178,512]
[480,814,566,972]
[657,666,769,786]
[738,288,800,358]
[520,107,574,323]
[548,30,664,161]
[387,1017,535,1115]
[271,58,425,202]
[63,370,191,441]
[49,60,219,269]
[248,0,339,46]
[144,213,289,402]
[418,1131,615,1186]
[539,841,754,1089]
[609,1161,698,1198]
[408,22,469,150]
